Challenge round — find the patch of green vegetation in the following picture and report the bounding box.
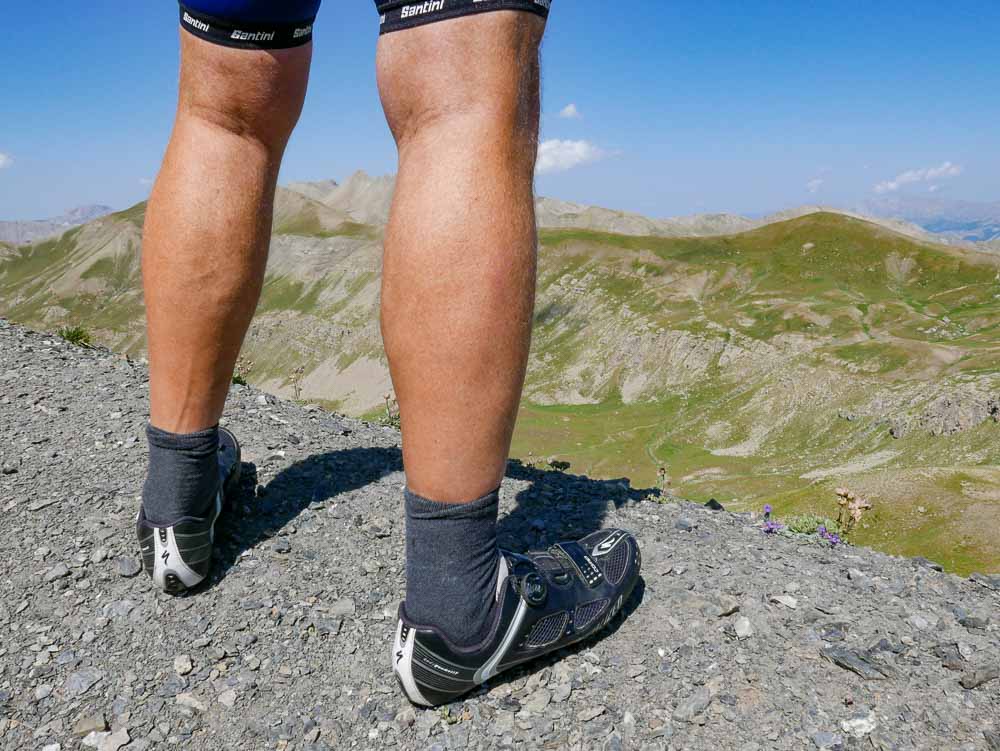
[58,325,92,347]
[783,514,841,535]
[110,202,147,228]
[274,215,378,240]
[830,342,911,373]
[80,246,140,292]
[0,227,82,288]
[258,276,329,314]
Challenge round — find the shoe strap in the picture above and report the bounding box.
[551,541,604,589]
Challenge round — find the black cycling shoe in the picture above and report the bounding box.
[392,528,641,707]
[136,426,241,595]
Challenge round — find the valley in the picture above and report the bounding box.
[2,175,999,574]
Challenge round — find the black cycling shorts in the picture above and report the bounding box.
[179,0,551,48]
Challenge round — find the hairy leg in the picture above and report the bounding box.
[143,33,311,433]
[377,12,545,503]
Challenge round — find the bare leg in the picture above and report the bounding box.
[377,12,545,503]
[143,33,311,434]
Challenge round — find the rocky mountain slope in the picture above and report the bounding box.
[0,205,114,246]
[3,183,1000,574]
[1,321,998,751]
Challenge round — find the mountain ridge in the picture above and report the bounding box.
[0,204,114,245]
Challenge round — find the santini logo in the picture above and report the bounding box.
[293,25,313,38]
[232,29,277,42]
[401,1,446,19]
[182,12,210,33]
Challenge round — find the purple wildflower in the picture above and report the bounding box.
[762,520,783,534]
[818,525,841,546]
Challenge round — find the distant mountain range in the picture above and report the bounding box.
[4,178,998,250]
[0,205,114,245]
[863,195,1000,244]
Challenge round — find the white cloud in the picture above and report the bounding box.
[928,184,940,193]
[874,161,962,194]
[559,103,582,119]
[536,139,606,174]
[0,153,12,169]
[138,177,154,186]
[806,178,824,194]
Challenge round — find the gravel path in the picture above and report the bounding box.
[1,318,998,750]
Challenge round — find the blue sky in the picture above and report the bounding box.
[2,0,999,220]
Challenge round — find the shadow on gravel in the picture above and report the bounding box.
[497,458,661,551]
[207,445,404,588]
[207,448,660,590]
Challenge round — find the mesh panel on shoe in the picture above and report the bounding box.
[600,540,630,585]
[574,598,610,630]
[525,611,569,647]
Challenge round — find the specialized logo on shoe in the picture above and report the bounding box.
[182,11,210,33]
[592,531,626,557]
[161,549,170,564]
[396,650,404,664]
[401,0,446,19]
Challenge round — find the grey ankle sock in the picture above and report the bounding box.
[404,487,502,647]
[141,423,220,526]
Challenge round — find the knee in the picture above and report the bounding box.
[177,37,311,153]
[376,14,545,151]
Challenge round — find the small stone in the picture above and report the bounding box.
[218,689,238,708]
[672,687,712,723]
[577,706,606,722]
[960,665,1000,689]
[328,599,356,617]
[173,655,193,676]
[523,689,551,714]
[115,558,141,578]
[273,539,291,554]
[98,727,130,751]
[551,683,572,703]
[82,732,110,749]
[770,594,798,609]
[73,714,108,737]
[44,563,70,582]
[958,616,989,630]
[64,668,104,698]
[42,745,61,751]
[812,731,842,749]
[908,615,931,631]
[90,548,108,564]
[734,617,754,639]
[841,710,877,738]
[714,596,740,617]
[176,693,207,712]
[674,518,695,532]
[820,647,888,681]
[34,684,52,701]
